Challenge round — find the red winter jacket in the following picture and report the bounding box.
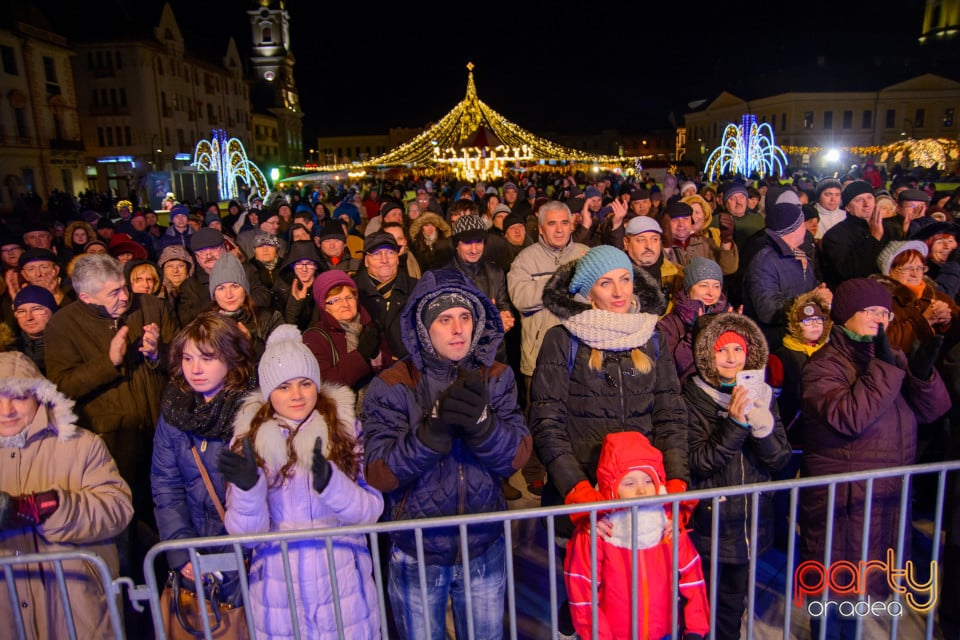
[564,432,710,640]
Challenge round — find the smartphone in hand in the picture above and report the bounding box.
[735,369,765,405]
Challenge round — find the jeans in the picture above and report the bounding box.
[388,536,506,640]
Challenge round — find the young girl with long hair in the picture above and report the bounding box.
[217,325,383,639]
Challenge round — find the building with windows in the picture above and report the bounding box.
[682,74,960,169]
[0,9,85,214]
[248,0,303,169]
[72,3,252,199]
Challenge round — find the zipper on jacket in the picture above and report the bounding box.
[457,439,466,516]
[617,365,626,428]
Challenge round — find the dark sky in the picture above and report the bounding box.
[33,0,934,140]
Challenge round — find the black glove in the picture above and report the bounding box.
[873,324,896,366]
[357,323,381,360]
[311,437,332,493]
[441,368,494,443]
[0,490,59,530]
[909,335,944,380]
[217,439,259,491]
[719,212,735,245]
[418,408,454,454]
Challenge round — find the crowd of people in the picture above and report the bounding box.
[1,166,960,639]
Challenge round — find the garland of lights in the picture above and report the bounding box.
[193,129,271,201]
[780,138,959,170]
[308,63,632,179]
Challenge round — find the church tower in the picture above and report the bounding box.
[248,0,303,168]
[919,0,960,43]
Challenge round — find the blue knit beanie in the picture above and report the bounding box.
[684,257,724,291]
[568,245,633,297]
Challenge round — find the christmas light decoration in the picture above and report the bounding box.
[778,139,959,171]
[193,129,270,201]
[309,63,630,179]
[703,115,788,181]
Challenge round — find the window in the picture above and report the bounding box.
[115,51,122,69]
[862,110,872,128]
[803,111,814,129]
[886,109,896,128]
[842,110,852,129]
[177,129,184,147]
[823,111,833,129]
[945,108,955,127]
[915,108,925,127]
[1,45,17,75]
[115,126,122,145]
[14,108,27,138]
[125,127,131,146]
[97,127,104,146]
[92,89,99,107]
[106,127,114,146]
[781,113,786,131]
[119,88,126,106]
[262,27,272,44]
[110,88,117,105]
[42,56,56,83]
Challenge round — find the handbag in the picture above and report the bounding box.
[158,446,249,639]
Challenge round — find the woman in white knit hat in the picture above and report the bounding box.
[216,325,383,639]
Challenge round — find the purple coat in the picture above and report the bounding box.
[799,327,949,595]
[224,385,383,639]
[656,288,728,385]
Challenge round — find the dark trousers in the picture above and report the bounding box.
[701,560,749,640]
[521,375,545,486]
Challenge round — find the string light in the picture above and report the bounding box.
[308,64,633,179]
[779,138,958,170]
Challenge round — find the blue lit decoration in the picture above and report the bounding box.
[703,115,787,182]
[192,129,270,201]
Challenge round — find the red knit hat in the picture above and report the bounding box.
[714,330,747,354]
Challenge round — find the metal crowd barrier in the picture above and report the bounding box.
[4,460,958,639]
[0,549,126,640]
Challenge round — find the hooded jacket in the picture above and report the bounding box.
[871,274,960,354]
[0,353,133,640]
[408,213,454,271]
[684,313,792,564]
[224,385,383,639]
[799,325,949,595]
[530,260,690,506]
[564,432,709,640]
[362,269,532,564]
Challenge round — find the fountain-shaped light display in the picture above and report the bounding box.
[193,129,270,201]
[703,115,788,182]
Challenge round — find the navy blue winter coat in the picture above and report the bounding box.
[362,269,532,564]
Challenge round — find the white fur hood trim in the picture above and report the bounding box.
[232,383,357,472]
[1,376,79,441]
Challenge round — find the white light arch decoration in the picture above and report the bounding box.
[193,129,270,201]
[704,115,788,181]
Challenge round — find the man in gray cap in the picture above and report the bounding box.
[177,228,271,324]
[885,189,931,240]
[623,216,683,314]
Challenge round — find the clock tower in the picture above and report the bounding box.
[249,0,304,167]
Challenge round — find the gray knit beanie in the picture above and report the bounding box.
[258,324,321,399]
[684,256,724,291]
[208,253,250,299]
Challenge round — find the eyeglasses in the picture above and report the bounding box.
[800,316,826,326]
[14,305,50,317]
[893,265,928,275]
[861,307,895,322]
[325,293,356,306]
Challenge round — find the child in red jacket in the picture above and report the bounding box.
[564,431,710,640]
[564,431,709,640]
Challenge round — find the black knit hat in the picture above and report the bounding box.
[841,181,874,209]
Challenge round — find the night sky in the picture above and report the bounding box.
[32,0,934,141]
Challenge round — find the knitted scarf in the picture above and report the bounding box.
[340,317,362,352]
[692,375,774,435]
[160,379,256,441]
[560,306,659,352]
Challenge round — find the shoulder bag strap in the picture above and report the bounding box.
[191,445,226,522]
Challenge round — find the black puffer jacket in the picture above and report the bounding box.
[530,260,689,507]
[685,312,792,564]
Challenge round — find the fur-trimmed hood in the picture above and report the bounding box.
[408,212,451,241]
[542,258,666,320]
[693,312,768,387]
[0,351,79,441]
[785,290,832,344]
[232,383,356,473]
[870,273,939,305]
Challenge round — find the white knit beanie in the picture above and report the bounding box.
[258,325,321,398]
